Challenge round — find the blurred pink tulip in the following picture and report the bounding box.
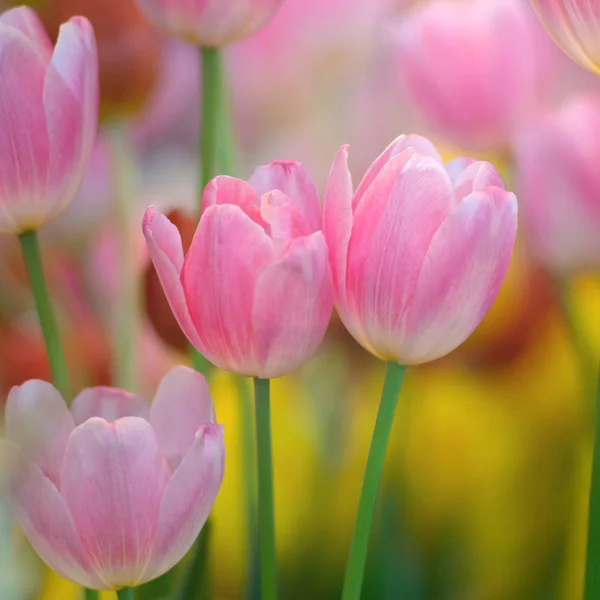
[392,0,544,152]
[516,94,600,273]
[135,0,285,46]
[530,0,600,73]
[0,6,98,235]
[2,366,224,590]
[323,134,517,365]
[143,161,333,378]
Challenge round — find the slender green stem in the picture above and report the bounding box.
[584,370,600,600]
[116,588,134,600]
[236,376,259,598]
[341,362,407,600]
[254,377,277,600]
[107,124,138,391]
[199,46,222,211]
[84,589,98,600]
[18,230,71,400]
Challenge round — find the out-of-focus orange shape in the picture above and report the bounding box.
[22,0,162,116]
[144,208,196,352]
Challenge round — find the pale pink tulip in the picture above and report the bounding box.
[0,7,98,235]
[135,0,285,47]
[515,94,600,273]
[143,161,333,378]
[2,366,224,590]
[392,0,545,152]
[323,134,518,365]
[530,0,600,73]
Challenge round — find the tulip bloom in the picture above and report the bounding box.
[515,95,600,273]
[323,135,518,365]
[134,0,285,47]
[392,0,544,152]
[143,161,333,378]
[0,7,98,235]
[2,366,224,590]
[530,0,600,73]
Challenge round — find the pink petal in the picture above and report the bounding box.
[71,387,150,426]
[323,145,353,312]
[452,160,506,202]
[260,189,313,254]
[181,204,275,375]
[149,366,216,471]
[0,25,49,234]
[201,175,263,226]
[61,417,170,588]
[43,17,98,223]
[5,380,74,487]
[352,135,443,210]
[0,6,52,59]
[142,206,207,355]
[402,189,518,363]
[252,232,333,378]
[143,424,224,582]
[345,152,454,358]
[249,160,322,232]
[2,441,104,589]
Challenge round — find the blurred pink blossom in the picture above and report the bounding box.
[516,94,600,273]
[0,7,98,234]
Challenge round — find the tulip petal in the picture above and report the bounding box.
[142,206,207,355]
[143,424,224,581]
[260,190,312,255]
[0,6,52,58]
[43,17,98,224]
[452,160,506,202]
[71,387,149,426]
[0,26,49,233]
[402,189,518,363]
[252,232,333,378]
[149,366,215,471]
[352,135,443,210]
[345,151,453,358]
[323,145,353,310]
[61,417,170,588]
[201,175,263,226]
[5,380,74,487]
[249,160,322,232]
[181,204,275,375]
[1,441,104,589]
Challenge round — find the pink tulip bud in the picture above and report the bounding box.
[2,366,224,590]
[323,135,518,365]
[392,0,545,152]
[0,7,98,235]
[530,0,600,73]
[143,161,333,378]
[515,95,600,274]
[134,0,285,47]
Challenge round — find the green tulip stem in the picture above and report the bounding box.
[341,361,407,600]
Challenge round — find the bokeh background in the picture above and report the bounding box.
[1,0,600,598]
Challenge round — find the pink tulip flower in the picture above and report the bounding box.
[135,0,285,47]
[323,134,518,365]
[392,0,545,152]
[143,161,333,378]
[515,95,600,274]
[530,0,600,73]
[0,7,98,235]
[2,366,224,590]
